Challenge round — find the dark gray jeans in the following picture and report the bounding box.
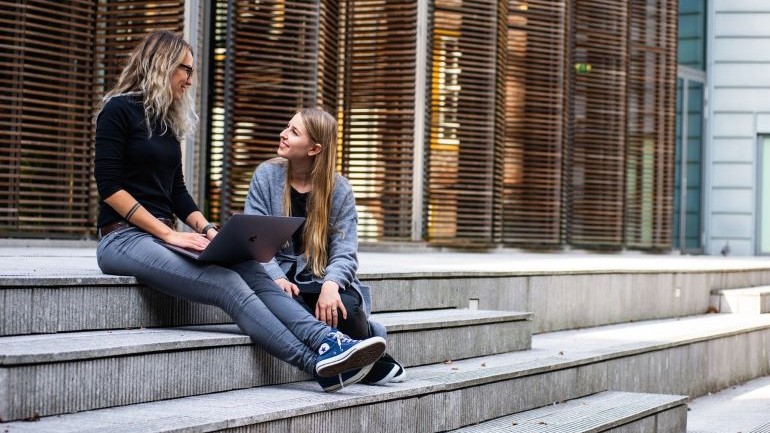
[96,227,331,374]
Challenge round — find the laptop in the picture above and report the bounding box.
[160,214,304,263]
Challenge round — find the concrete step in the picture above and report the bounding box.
[2,314,769,432]
[0,281,232,336]
[449,391,687,433]
[8,262,770,336]
[0,308,531,421]
[0,268,743,337]
[8,248,770,334]
[712,286,770,314]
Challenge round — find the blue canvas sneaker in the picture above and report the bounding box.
[315,331,386,377]
[316,363,374,392]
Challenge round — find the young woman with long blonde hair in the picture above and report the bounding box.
[245,108,405,391]
[94,31,385,392]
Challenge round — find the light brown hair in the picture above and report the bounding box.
[283,108,338,277]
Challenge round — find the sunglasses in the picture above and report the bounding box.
[179,63,194,80]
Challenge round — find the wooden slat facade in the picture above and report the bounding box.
[5,0,680,252]
[565,0,629,247]
[427,0,502,246]
[207,0,340,221]
[338,0,420,242]
[1,0,184,238]
[1,0,97,236]
[502,0,569,245]
[625,0,678,249]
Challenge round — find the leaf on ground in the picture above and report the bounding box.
[23,412,40,422]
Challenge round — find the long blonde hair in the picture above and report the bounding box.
[284,108,338,277]
[96,30,197,140]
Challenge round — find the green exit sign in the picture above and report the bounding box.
[574,63,592,74]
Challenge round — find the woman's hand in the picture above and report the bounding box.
[274,278,299,297]
[316,281,347,327]
[163,230,210,252]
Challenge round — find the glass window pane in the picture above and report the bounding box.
[678,0,706,70]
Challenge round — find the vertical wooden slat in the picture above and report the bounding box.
[502,0,568,245]
[566,0,629,247]
[625,0,678,249]
[339,0,419,242]
[492,0,508,244]
[206,0,230,223]
[428,0,500,246]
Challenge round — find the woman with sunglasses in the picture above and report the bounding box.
[93,30,385,392]
[244,108,406,391]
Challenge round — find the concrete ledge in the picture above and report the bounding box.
[714,286,770,314]
[449,391,687,432]
[0,309,531,421]
[6,267,770,336]
[1,314,768,431]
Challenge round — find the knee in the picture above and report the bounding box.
[369,320,387,339]
[206,270,257,307]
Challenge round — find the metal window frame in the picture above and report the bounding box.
[676,65,707,254]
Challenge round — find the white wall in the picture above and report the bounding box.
[707,0,770,255]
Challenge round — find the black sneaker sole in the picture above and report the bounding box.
[315,337,386,377]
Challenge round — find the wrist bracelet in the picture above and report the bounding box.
[201,222,218,235]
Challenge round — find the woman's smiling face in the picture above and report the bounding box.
[278,112,321,161]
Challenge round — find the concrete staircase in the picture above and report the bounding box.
[2,253,770,432]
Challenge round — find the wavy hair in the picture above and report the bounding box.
[96,30,197,140]
[283,108,338,277]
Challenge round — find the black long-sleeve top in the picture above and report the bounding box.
[94,94,199,228]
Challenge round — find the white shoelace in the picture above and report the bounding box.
[332,332,354,349]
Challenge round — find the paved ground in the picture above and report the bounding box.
[687,375,770,433]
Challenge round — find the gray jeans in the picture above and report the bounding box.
[96,227,331,374]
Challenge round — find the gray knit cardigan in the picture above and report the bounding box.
[243,157,375,318]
